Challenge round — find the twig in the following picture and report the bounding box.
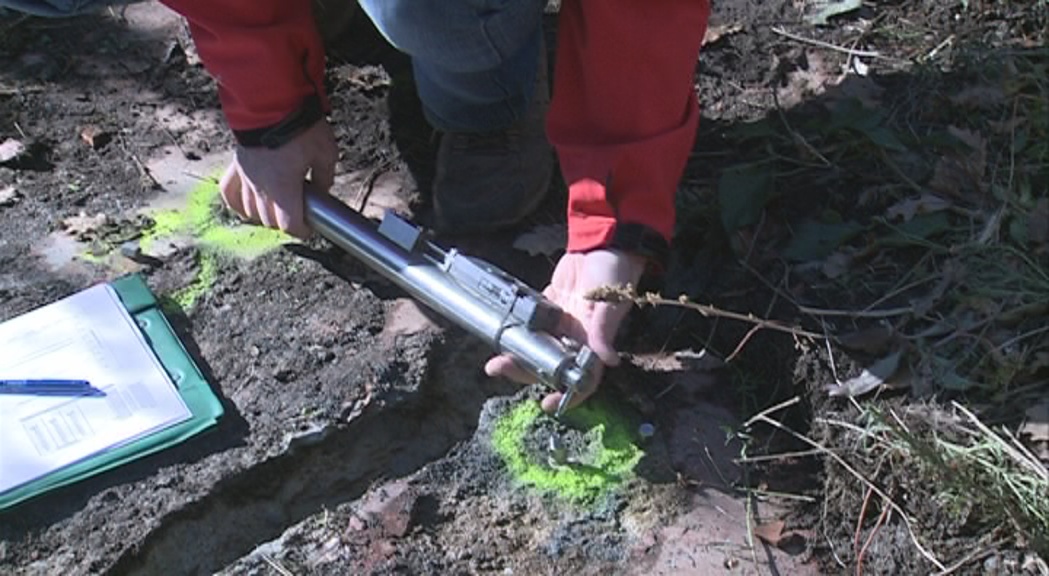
[953,402,1048,481]
[771,27,888,60]
[354,161,393,213]
[260,553,295,576]
[853,485,875,561]
[856,498,891,576]
[735,447,823,464]
[933,544,995,576]
[743,395,801,428]
[748,412,947,571]
[749,489,818,503]
[0,85,46,96]
[994,324,1049,356]
[589,287,823,340]
[117,135,160,188]
[797,304,915,319]
[922,35,955,63]
[725,323,763,363]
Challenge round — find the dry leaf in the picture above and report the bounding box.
[512,223,566,257]
[0,185,20,207]
[0,138,25,164]
[59,212,110,238]
[886,193,953,222]
[80,125,113,150]
[826,350,903,397]
[703,22,743,46]
[777,52,845,110]
[752,520,786,546]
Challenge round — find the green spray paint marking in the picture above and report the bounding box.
[168,251,218,310]
[138,177,293,309]
[139,178,293,261]
[491,400,643,504]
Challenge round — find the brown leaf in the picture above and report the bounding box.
[0,138,25,164]
[0,185,20,207]
[886,193,953,222]
[753,520,786,546]
[777,52,845,110]
[702,22,743,46]
[80,125,113,150]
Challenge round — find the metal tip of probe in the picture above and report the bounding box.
[546,388,575,466]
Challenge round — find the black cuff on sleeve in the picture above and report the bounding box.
[232,94,324,149]
[608,222,670,271]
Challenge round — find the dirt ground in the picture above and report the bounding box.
[1,1,1047,575]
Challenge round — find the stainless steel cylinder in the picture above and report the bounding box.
[303,187,596,396]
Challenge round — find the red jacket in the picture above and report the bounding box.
[161,0,710,256]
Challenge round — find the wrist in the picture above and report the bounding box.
[606,222,670,272]
[232,94,325,150]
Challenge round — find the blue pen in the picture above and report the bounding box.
[0,379,105,397]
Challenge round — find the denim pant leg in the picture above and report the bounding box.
[357,0,546,134]
[0,0,136,17]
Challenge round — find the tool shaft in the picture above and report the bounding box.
[303,187,593,394]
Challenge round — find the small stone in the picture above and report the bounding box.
[0,185,21,207]
[0,139,25,164]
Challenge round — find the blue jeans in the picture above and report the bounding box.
[0,0,545,133]
[0,0,133,17]
[358,0,546,133]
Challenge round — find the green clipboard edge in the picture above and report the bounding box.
[0,274,224,511]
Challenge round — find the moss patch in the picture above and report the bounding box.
[491,400,644,504]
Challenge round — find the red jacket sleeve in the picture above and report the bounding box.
[548,0,711,254]
[160,0,327,132]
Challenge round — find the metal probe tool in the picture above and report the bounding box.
[303,185,598,450]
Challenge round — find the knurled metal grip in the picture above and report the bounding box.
[303,185,599,401]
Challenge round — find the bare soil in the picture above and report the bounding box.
[1,1,1046,575]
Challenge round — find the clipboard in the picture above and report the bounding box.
[0,274,224,511]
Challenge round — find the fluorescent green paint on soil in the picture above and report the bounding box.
[140,178,292,260]
[134,177,292,308]
[169,251,218,310]
[491,400,644,504]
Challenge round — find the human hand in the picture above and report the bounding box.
[219,120,337,239]
[485,248,646,413]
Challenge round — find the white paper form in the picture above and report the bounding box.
[0,284,191,494]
